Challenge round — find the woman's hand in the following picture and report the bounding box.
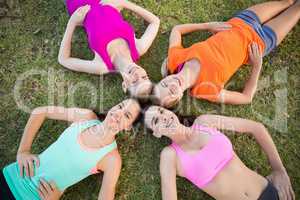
[267,170,295,200]
[69,5,91,26]
[17,151,40,177]
[207,22,232,34]
[248,42,263,68]
[38,179,62,200]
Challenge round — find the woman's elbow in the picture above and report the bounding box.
[153,16,160,26]
[249,121,267,138]
[58,55,66,66]
[149,16,160,30]
[256,122,266,132]
[171,25,181,32]
[243,96,254,104]
[31,107,48,115]
[239,94,254,105]
[58,55,71,68]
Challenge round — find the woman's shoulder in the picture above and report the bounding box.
[193,114,216,127]
[97,149,121,172]
[160,146,177,160]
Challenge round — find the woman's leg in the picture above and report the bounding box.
[247,0,294,23]
[264,1,300,45]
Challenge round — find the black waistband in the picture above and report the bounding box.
[258,181,279,200]
[0,169,16,200]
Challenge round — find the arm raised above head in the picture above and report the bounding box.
[195,114,295,200]
[59,6,108,75]
[122,1,160,56]
[215,42,263,105]
[16,106,97,178]
[169,22,232,48]
[122,1,160,25]
[18,106,97,153]
[195,114,285,172]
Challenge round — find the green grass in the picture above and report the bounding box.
[0,0,299,199]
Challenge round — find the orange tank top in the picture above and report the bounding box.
[167,18,265,101]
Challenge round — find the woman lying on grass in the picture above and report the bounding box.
[60,0,160,98]
[0,99,141,200]
[154,0,300,107]
[144,106,295,200]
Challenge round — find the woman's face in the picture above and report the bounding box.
[105,99,141,132]
[154,75,183,108]
[122,65,152,98]
[144,106,180,138]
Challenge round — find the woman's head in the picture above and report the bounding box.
[104,99,141,133]
[153,74,184,108]
[144,106,181,138]
[121,64,153,99]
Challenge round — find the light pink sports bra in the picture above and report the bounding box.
[170,124,234,189]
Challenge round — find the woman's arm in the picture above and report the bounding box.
[195,115,285,171]
[195,114,295,200]
[122,1,160,26]
[160,147,178,200]
[18,106,97,153]
[101,0,160,55]
[17,106,97,177]
[216,43,263,104]
[58,5,108,75]
[123,1,160,56]
[97,151,122,200]
[169,22,232,48]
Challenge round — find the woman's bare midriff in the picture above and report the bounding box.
[176,153,268,200]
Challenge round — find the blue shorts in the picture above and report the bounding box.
[235,10,277,56]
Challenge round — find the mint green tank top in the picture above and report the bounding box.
[3,120,117,200]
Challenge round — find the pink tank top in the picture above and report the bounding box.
[170,124,234,189]
[66,0,140,71]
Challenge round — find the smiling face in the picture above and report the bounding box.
[105,99,141,133]
[144,106,180,138]
[122,65,152,98]
[153,75,184,108]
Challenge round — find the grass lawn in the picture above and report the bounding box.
[0,0,299,199]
